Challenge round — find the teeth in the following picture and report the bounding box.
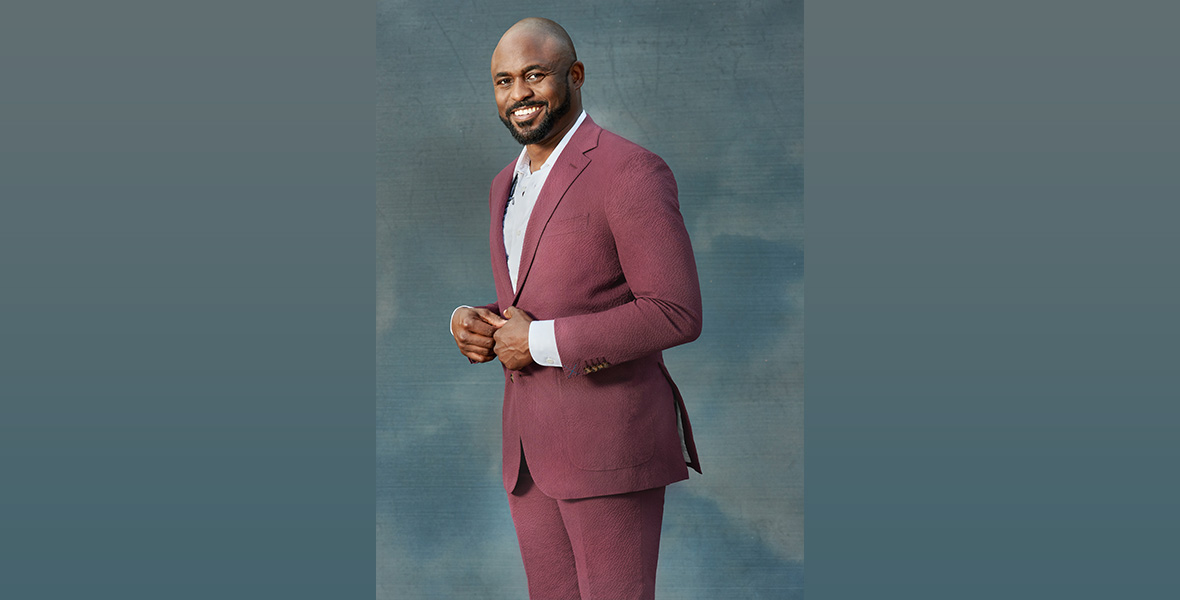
[514,106,540,117]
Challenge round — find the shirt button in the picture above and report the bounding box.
[546,358,555,365]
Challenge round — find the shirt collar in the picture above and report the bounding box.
[513,110,588,177]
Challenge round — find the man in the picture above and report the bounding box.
[450,17,702,600]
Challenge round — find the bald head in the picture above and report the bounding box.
[496,18,577,66]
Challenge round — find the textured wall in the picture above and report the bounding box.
[377,1,802,597]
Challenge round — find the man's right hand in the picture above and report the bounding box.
[451,307,508,363]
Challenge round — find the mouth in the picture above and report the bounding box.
[509,104,545,123]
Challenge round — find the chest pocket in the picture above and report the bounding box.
[545,214,588,236]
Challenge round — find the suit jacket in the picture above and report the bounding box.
[483,117,703,500]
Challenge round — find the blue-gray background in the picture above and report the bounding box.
[377,2,803,598]
[4,1,1179,599]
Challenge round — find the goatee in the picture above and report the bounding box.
[500,80,572,145]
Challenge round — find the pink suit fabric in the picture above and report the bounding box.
[481,116,703,501]
[508,459,666,599]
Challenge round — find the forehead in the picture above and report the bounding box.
[490,31,563,74]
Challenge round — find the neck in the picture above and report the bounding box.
[524,108,580,171]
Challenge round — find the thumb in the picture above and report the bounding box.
[475,307,507,326]
[503,306,519,319]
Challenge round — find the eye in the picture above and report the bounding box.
[495,78,511,86]
[525,72,544,83]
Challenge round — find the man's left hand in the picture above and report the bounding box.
[494,306,534,370]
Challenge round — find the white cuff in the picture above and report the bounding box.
[449,305,471,336]
[528,320,562,367]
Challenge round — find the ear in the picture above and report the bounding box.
[568,61,585,91]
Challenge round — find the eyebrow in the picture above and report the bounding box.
[493,64,549,79]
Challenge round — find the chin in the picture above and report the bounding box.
[515,122,540,136]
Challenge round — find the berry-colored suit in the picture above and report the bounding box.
[481,116,703,500]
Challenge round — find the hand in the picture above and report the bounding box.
[493,306,534,370]
[451,307,507,363]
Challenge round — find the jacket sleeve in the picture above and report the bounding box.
[553,153,702,376]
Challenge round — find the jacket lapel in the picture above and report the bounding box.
[511,119,602,305]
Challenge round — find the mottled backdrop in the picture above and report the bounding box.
[377,1,802,597]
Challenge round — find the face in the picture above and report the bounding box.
[497,73,571,145]
[491,32,580,146]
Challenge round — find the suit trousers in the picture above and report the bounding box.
[508,455,666,600]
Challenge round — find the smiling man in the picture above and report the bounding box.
[449,18,703,600]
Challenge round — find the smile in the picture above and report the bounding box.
[511,105,543,122]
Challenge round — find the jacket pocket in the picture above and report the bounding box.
[559,369,656,471]
[545,213,588,236]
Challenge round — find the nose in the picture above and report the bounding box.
[509,78,533,103]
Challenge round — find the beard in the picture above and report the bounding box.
[499,79,572,145]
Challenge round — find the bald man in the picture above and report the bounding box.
[450,18,703,599]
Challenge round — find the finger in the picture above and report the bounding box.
[463,343,495,358]
[460,339,494,354]
[459,333,495,350]
[474,308,508,327]
[503,306,531,322]
[471,307,505,321]
[454,325,490,344]
[464,351,492,363]
[462,318,497,338]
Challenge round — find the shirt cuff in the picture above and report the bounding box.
[528,320,562,367]
[449,305,471,336]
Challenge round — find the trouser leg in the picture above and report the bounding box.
[508,452,667,600]
[557,485,666,600]
[508,463,582,600]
